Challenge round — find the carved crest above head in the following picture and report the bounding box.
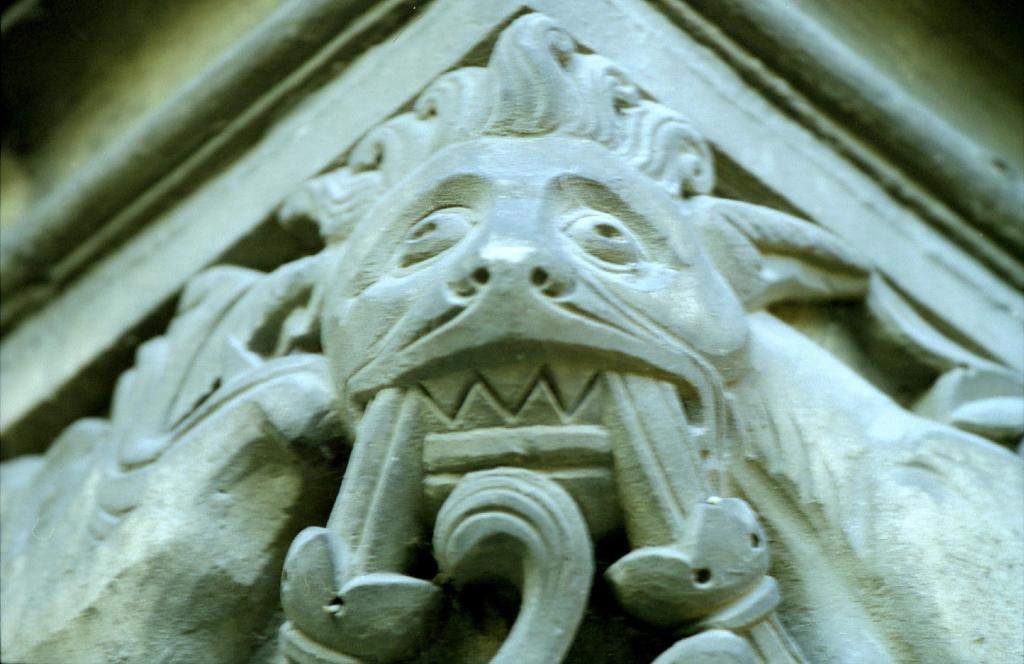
[281,13,714,240]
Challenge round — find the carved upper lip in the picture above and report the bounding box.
[348,336,718,448]
[343,268,725,442]
[347,296,712,409]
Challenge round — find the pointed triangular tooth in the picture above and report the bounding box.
[547,362,597,412]
[515,379,565,425]
[418,392,454,429]
[421,369,476,418]
[478,364,540,411]
[454,381,512,430]
[567,376,603,424]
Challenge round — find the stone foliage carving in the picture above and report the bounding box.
[2,12,1021,664]
[1,257,341,661]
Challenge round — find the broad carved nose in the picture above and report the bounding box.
[447,244,574,302]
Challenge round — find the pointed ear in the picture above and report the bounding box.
[691,196,870,310]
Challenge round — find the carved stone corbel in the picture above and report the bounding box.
[2,9,1020,664]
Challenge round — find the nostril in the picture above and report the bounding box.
[471,267,490,285]
[530,267,549,287]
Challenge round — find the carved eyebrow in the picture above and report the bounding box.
[396,173,489,223]
[551,174,690,265]
[550,175,649,228]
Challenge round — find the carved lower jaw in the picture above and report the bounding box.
[353,362,715,538]
[280,369,738,664]
[410,367,731,663]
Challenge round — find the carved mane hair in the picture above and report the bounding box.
[282,13,714,243]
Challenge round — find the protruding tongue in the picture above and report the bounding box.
[602,372,719,547]
[327,386,427,576]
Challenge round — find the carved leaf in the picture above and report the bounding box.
[87,254,335,535]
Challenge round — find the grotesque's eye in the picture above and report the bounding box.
[397,207,474,268]
[564,210,643,267]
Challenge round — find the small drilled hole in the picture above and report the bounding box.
[595,223,620,238]
[324,595,345,617]
[694,568,711,585]
[751,533,761,548]
[472,267,490,284]
[531,267,549,286]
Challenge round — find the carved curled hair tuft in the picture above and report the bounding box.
[282,13,714,242]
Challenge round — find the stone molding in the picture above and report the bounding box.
[0,0,414,327]
[2,0,1020,333]
[664,0,1024,263]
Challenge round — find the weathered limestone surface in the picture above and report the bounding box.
[2,8,1022,664]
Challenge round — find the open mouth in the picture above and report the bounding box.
[350,351,721,538]
[416,361,603,431]
[412,360,621,535]
[405,359,716,538]
[406,355,713,441]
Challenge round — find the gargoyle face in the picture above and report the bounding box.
[322,135,749,431]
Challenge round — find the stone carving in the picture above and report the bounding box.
[2,11,1021,664]
[1,258,343,661]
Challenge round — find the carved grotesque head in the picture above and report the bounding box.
[305,15,751,456]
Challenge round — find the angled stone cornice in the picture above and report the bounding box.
[2,0,1020,461]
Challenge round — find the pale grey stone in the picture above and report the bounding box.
[1,9,1021,664]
